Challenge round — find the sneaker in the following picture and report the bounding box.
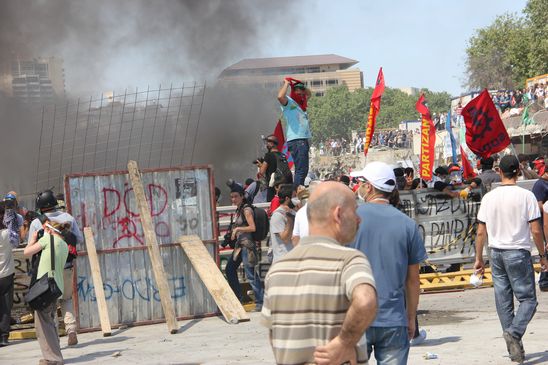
[503,331,524,363]
[67,331,78,346]
[410,329,427,346]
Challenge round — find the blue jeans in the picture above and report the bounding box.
[366,326,410,365]
[490,248,538,339]
[225,247,263,309]
[287,139,309,187]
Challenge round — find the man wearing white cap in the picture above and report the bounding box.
[351,161,427,364]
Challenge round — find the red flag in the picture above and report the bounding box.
[461,89,510,158]
[460,146,477,179]
[416,94,436,180]
[273,120,294,168]
[363,68,385,156]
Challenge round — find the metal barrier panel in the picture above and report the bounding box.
[399,189,481,264]
[65,165,219,331]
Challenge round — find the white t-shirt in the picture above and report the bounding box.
[292,203,309,239]
[0,230,14,278]
[544,201,548,214]
[477,185,540,250]
[270,207,293,263]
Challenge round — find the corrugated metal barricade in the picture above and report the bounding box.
[65,165,219,331]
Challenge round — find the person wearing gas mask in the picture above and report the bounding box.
[278,77,312,187]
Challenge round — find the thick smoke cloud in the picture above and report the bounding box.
[0,0,304,204]
[0,0,301,96]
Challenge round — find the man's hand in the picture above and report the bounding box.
[407,316,416,340]
[541,256,548,272]
[473,258,485,276]
[313,336,357,365]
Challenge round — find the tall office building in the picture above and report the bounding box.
[219,54,363,96]
[10,57,65,103]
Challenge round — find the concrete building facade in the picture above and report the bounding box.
[219,54,363,96]
[9,57,65,103]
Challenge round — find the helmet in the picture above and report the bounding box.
[36,190,58,211]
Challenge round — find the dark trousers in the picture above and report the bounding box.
[287,139,309,187]
[0,274,14,337]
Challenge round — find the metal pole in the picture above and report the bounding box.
[82,96,94,173]
[158,84,173,167]
[35,106,46,192]
[69,98,80,173]
[114,89,128,170]
[190,81,206,164]
[102,91,117,171]
[147,85,162,168]
[46,104,57,188]
[170,84,186,166]
[137,85,151,164]
[92,93,105,172]
[182,81,197,165]
[126,87,139,165]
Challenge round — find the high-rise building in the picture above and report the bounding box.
[10,57,65,103]
[219,54,363,96]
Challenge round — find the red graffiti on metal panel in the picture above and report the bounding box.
[101,183,170,247]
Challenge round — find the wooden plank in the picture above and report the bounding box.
[83,227,112,336]
[180,235,249,323]
[127,160,179,334]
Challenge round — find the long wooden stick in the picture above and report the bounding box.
[83,227,112,336]
[127,160,178,334]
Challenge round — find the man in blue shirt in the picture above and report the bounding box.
[351,161,427,364]
[277,78,312,187]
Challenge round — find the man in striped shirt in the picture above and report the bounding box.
[261,182,377,365]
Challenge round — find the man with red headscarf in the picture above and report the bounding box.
[278,78,312,187]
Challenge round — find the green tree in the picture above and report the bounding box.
[307,85,451,145]
[464,0,548,90]
[524,0,548,76]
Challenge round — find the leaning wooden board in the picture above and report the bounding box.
[180,235,249,323]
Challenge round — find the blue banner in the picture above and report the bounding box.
[445,110,458,164]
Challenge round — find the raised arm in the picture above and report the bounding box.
[277,79,290,106]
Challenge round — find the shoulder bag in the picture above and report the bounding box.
[24,234,62,310]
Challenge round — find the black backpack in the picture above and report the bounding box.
[271,152,293,186]
[244,204,269,241]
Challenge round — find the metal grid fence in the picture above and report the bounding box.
[35,83,206,191]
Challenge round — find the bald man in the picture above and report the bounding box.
[261,182,377,365]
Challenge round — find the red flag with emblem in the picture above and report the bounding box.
[416,94,436,180]
[363,68,385,156]
[461,89,510,158]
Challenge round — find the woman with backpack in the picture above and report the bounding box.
[24,218,69,365]
[224,183,264,312]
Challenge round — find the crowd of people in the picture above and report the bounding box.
[220,150,548,364]
[2,74,548,365]
[0,190,81,364]
[491,84,548,112]
[318,130,414,157]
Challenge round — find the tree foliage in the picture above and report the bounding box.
[307,85,451,145]
[465,0,548,90]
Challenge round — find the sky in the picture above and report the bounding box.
[1,0,529,97]
[266,0,528,95]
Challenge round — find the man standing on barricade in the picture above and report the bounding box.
[27,190,83,346]
[262,182,377,365]
[278,78,311,187]
[474,155,548,363]
[352,161,427,364]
